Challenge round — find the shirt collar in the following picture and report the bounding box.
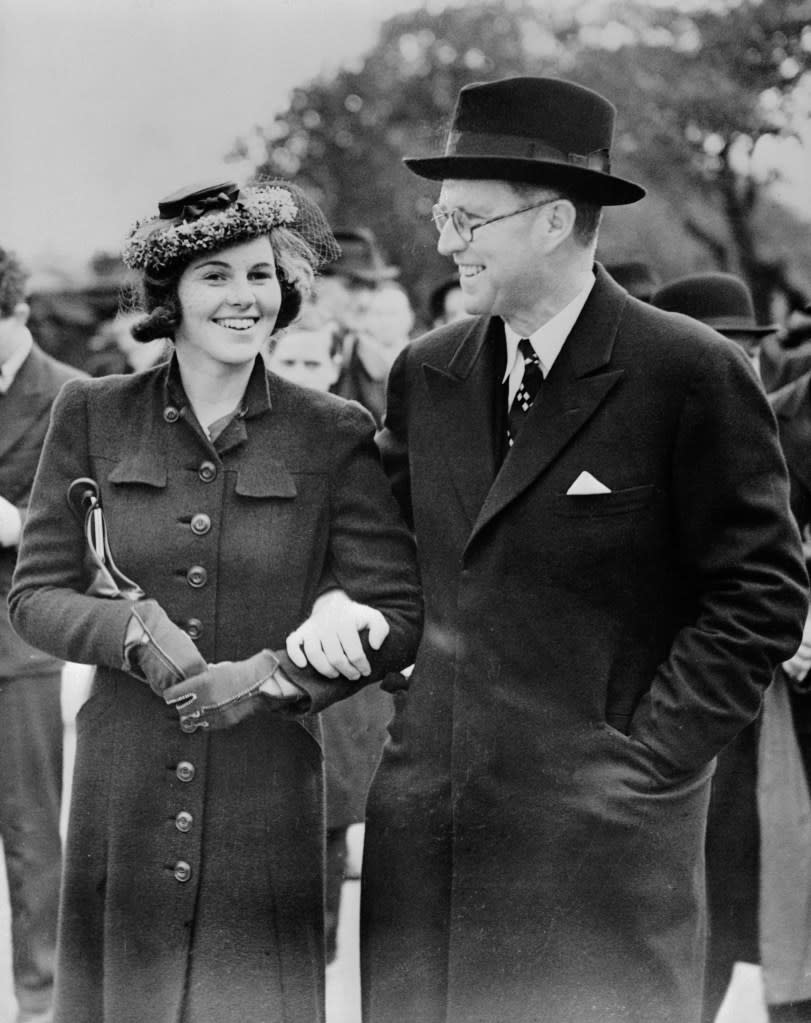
[502,273,595,384]
[0,330,34,392]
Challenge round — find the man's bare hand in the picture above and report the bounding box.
[286,589,389,681]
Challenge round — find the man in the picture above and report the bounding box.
[321,227,405,426]
[356,77,807,1023]
[651,271,778,379]
[0,245,84,1023]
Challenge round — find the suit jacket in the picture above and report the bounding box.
[0,341,83,679]
[361,264,808,1023]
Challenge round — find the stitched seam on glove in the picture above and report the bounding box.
[129,608,185,682]
[198,676,271,713]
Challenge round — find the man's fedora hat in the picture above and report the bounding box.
[322,228,400,284]
[651,272,777,335]
[404,76,645,206]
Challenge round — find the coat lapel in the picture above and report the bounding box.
[468,267,628,546]
[423,317,503,529]
[0,346,56,459]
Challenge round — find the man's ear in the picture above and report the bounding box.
[12,301,30,326]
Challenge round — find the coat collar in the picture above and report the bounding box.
[423,264,628,543]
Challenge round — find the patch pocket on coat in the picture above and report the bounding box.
[554,484,655,517]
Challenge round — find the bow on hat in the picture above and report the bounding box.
[158,182,241,222]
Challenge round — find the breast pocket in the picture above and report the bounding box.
[553,484,656,518]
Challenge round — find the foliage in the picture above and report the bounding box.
[234,0,811,322]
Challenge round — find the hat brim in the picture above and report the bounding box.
[404,155,645,206]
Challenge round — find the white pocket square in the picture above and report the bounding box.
[566,471,612,496]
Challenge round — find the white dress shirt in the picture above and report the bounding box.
[502,275,595,407]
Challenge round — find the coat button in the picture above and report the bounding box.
[163,406,180,423]
[175,811,193,833]
[190,513,211,536]
[176,761,195,783]
[173,860,192,883]
[186,565,207,588]
[179,717,199,734]
[186,618,203,640]
[198,461,217,483]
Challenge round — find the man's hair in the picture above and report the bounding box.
[510,183,602,247]
[0,246,29,318]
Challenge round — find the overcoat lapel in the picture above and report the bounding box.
[468,266,628,546]
[423,317,503,529]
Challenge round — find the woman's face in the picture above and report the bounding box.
[174,235,282,370]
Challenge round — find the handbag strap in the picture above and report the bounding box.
[67,477,146,601]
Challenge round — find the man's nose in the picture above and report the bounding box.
[437,219,465,258]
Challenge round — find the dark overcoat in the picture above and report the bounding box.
[0,341,81,679]
[361,266,807,1023]
[9,356,422,1023]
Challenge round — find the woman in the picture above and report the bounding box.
[9,178,422,1023]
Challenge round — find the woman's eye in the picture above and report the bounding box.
[250,271,276,282]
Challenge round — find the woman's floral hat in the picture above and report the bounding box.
[122,178,340,273]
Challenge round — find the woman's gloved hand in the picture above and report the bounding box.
[124,600,207,694]
[163,649,304,731]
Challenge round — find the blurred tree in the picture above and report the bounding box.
[234,0,811,324]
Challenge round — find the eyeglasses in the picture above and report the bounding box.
[431,197,562,243]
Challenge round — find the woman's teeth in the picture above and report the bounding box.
[217,319,256,330]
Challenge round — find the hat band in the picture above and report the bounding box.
[446,130,611,173]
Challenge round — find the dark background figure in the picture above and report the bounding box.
[356,76,807,1023]
[604,259,661,303]
[322,227,407,426]
[651,271,778,381]
[651,270,811,1023]
[265,314,395,965]
[426,275,466,329]
[761,302,811,393]
[0,246,84,1023]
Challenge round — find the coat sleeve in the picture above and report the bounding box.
[630,340,809,773]
[276,399,423,714]
[8,379,136,668]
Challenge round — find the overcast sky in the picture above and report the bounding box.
[2,0,808,276]
[0,0,437,271]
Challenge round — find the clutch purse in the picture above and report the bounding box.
[67,477,145,601]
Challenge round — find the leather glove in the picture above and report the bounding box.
[124,601,207,695]
[163,649,304,731]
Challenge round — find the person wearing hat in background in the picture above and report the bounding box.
[317,227,412,426]
[605,259,661,303]
[651,271,778,381]
[8,179,422,1023]
[0,246,85,1023]
[651,270,811,1022]
[427,274,467,329]
[308,75,808,1023]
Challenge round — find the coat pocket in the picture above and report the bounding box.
[554,484,655,517]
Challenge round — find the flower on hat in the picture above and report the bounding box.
[122,185,299,272]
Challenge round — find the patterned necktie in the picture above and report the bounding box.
[507,338,543,446]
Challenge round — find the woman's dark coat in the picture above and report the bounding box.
[361,267,807,1023]
[9,356,422,1023]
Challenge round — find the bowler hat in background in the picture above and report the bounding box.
[650,272,777,336]
[322,228,400,284]
[404,76,646,206]
[605,260,660,303]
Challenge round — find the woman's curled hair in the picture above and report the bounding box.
[130,227,317,344]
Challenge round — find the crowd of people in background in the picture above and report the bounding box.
[1,68,811,1023]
